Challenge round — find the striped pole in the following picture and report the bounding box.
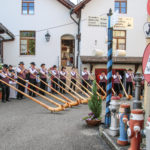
[105,9,113,127]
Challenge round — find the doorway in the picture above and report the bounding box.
[61,35,75,67]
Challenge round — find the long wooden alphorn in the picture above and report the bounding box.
[5,74,65,111]
[29,73,80,106]
[49,72,89,103]
[89,74,107,97]
[76,72,102,97]
[69,76,93,96]
[119,78,132,100]
[14,75,70,108]
[50,78,82,103]
[0,80,62,112]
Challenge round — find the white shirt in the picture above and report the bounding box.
[113,75,122,79]
[51,70,59,76]
[16,67,22,73]
[60,71,66,76]
[82,71,90,76]
[0,72,11,78]
[29,68,38,74]
[71,71,76,76]
[126,73,134,79]
[40,69,48,75]
[100,75,107,80]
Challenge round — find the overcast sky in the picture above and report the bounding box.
[70,0,77,4]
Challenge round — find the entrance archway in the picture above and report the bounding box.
[61,34,75,67]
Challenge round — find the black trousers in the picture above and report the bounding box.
[99,82,106,96]
[52,78,58,93]
[60,79,66,93]
[1,84,10,101]
[70,79,76,91]
[29,79,37,97]
[17,78,26,99]
[40,78,47,95]
[82,80,88,92]
[126,82,133,95]
[114,83,121,95]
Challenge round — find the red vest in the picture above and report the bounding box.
[82,72,88,80]
[2,70,9,83]
[17,67,26,79]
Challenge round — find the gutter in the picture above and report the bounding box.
[70,8,81,68]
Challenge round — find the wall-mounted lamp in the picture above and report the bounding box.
[45,31,51,42]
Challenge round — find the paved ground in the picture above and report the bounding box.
[0,94,111,150]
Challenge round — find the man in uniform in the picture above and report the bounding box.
[82,68,90,92]
[29,62,38,97]
[16,62,27,100]
[0,64,10,102]
[99,71,107,95]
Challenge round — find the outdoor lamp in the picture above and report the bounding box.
[45,31,51,42]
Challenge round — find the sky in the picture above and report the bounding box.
[70,0,78,4]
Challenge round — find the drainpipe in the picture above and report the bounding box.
[70,8,81,69]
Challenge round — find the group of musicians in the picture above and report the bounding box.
[0,62,144,103]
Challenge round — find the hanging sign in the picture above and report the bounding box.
[88,16,108,27]
[113,17,133,30]
[142,43,150,83]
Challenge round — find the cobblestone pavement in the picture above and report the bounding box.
[0,94,111,150]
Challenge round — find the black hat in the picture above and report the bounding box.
[53,65,57,68]
[30,62,36,66]
[3,64,8,69]
[128,68,132,71]
[19,61,24,65]
[9,65,13,68]
[41,63,45,67]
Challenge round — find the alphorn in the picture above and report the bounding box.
[76,72,102,97]
[13,75,70,108]
[119,78,132,100]
[0,80,62,112]
[89,74,107,97]
[69,76,93,96]
[5,74,65,111]
[49,72,89,103]
[50,78,82,103]
[29,73,80,106]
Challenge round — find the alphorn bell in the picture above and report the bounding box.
[13,74,70,108]
[49,72,89,104]
[5,74,65,111]
[29,72,80,106]
[118,78,132,100]
[0,80,62,112]
[89,74,107,96]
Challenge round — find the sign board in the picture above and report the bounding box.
[147,0,150,16]
[88,16,108,27]
[142,43,150,83]
[143,22,150,38]
[88,16,101,26]
[113,17,133,30]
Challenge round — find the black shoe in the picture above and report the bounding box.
[33,95,36,97]
[6,99,10,102]
[17,97,22,100]
[2,100,6,103]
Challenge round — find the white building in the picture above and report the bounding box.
[72,0,147,75]
[0,0,147,75]
[0,0,78,68]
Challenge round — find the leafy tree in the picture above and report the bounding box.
[88,80,102,119]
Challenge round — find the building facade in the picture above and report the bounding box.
[0,0,78,68]
[73,0,147,75]
[0,0,147,74]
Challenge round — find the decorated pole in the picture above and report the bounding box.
[105,8,113,127]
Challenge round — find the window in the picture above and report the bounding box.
[115,0,127,14]
[22,0,34,15]
[20,31,35,55]
[113,30,126,50]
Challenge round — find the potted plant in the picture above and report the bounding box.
[83,80,102,126]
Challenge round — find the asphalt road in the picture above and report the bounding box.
[0,95,111,150]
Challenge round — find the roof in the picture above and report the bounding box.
[73,0,92,13]
[0,23,15,42]
[80,56,143,64]
[57,0,75,9]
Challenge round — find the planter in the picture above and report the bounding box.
[86,119,101,126]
